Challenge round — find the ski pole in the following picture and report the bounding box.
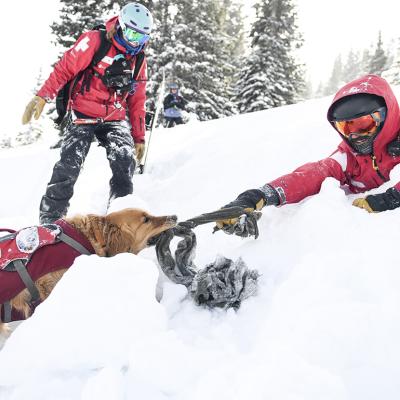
[139,68,166,174]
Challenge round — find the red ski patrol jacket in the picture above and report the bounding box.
[268,75,400,204]
[37,16,147,143]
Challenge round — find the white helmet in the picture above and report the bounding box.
[118,3,153,35]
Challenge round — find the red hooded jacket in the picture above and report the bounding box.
[268,75,400,204]
[37,17,146,143]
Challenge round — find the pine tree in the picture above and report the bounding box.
[382,37,400,85]
[323,55,343,96]
[148,0,238,121]
[360,48,371,76]
[235,0,304,113]
[369,31,388,76]
[342,49,362,82]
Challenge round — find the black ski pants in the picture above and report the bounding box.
[164,117,184,128]
[39,120,135,224]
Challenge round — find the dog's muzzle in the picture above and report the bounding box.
[166,215,178,225]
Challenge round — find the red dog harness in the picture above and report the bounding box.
[0,219,95,322]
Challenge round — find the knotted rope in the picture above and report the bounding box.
[153,207,261,309]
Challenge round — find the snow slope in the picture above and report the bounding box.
[1,95,400,400]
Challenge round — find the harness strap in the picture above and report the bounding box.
[2,302,11,323]
[58,232,92,255]
[1,230,91,323]
[13,259,41,304]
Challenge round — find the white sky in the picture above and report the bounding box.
[1,0,400,138]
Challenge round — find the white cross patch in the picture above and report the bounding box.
[75,36,90,53]
[101,56,114,66]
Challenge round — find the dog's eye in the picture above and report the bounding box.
[143,216,150,223]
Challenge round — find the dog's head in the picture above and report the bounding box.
[69,208,177,257]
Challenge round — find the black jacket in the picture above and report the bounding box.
[163,93,186,110]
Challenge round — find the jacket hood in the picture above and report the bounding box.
[106,16,127,54]
[327,74,400,155]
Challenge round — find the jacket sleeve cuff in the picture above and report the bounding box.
[259,184,283,206]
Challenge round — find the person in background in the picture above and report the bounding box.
[216,75,400,237]
[22,2,152,223]
[163,82,187,128]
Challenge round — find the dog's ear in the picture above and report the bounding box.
[104,221,134,257]
[86,215,109,257]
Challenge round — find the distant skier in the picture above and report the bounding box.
[163,83,187,128]
[216,75,400,237]
[21,3,152,224]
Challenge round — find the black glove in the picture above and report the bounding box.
[353,187,400,212]
[216,186,280,238]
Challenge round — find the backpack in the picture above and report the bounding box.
[54,24,145,126]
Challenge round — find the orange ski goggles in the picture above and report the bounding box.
[333,108,386,138]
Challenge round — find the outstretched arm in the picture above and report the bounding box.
[216,154,348,237]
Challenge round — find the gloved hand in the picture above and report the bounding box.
[353,187,400,213]
[134,142,146,164]
[22,96,46,124]
[215,189,267,237]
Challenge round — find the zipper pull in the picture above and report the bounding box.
[371,155,379,170]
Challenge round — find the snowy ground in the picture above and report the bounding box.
[1,95,400,400]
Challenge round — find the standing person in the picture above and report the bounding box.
[215,75,400,237]
[22,3,152,224]
[163,83,187,128]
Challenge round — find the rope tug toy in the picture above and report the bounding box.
[152,207,261,310]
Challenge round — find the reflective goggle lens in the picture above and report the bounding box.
[122,27,149,45]
[333,110,383,138]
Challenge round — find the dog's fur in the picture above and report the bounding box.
[0,208,176,336]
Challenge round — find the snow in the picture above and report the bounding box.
[2,93,400,399]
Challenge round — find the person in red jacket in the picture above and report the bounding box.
[217,75,400,237]
[22,3,152,224]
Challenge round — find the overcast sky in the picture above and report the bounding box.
[1,0,400,139]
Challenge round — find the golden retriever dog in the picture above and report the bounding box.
[0,208,177,336]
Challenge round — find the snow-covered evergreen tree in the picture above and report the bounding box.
[369,31,388,76]
[148,0,237,121]
[360,49,372,76]
[382,37,400,85]
[235,0,304,113]
[323,55,343,96]
[342,49,362,83]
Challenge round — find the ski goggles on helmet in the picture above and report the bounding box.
[121,26,150,47]
[332,107,386,138]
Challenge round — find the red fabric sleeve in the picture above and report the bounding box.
[37,31,101,101]
[268,157,347,204]
[127,57,147,143]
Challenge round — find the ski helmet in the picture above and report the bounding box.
[169,82,179,92]
[118,3,153,35]
[329,93,387,154]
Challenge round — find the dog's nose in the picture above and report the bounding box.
[167,215,178,224]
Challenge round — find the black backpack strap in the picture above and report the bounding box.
[132,51,145,81]
[79,29,113,96]
[90,29,112,67]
